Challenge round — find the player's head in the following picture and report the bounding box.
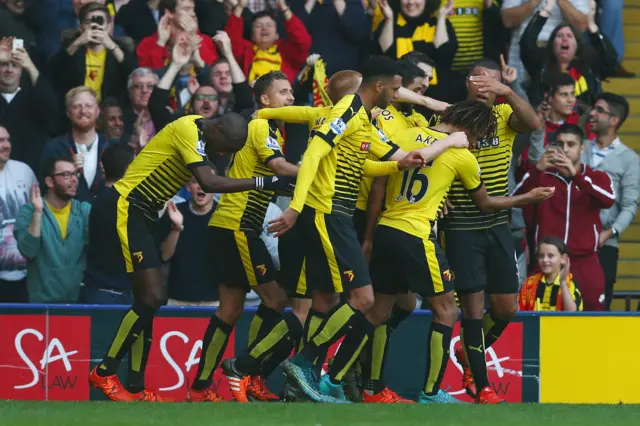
[467,59,502,106]
[544,72,576,119]
[440,99,498,146]
[397,60,426,94]
[400,51,434,90]
[360,55,402,109]
[554,123,584,165]
[186,176,214,208]
[202,112,249,157]
[537,235,569,277]
[327,70,362,105]
[102,142,134,185]
[41,155,78,200]
[589,92,629,135]
[254,71,294,109]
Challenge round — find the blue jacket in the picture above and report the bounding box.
[15,199,91,303]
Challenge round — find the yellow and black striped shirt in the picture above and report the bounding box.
[442,0,486,72]
[290,94,399,216]
[519,273,584,312]
[439,103,517,231]
[114,115,207,220]
[210,119,284,232]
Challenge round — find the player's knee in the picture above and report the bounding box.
[140,289,167,309]
[492,301,517,322]
[348,288,375,313]
[431,294,458,327]
[217,302,244,325]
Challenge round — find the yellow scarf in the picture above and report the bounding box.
[248,45,283,83]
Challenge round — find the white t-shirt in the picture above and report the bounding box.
[0,160,37,281]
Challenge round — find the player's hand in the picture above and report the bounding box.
[30,183,43,213]
[447,131,470,149]
[267,208,299,237]
[469,74,512,97]
[259,175,296,192]
[438,198,454,218]
[398,151,424,170]
[500,54,517,85]
[526,186,555,204]
[167,201,184,230]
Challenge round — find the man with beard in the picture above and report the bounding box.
[0,126,37,303]
[41,86,114,202]
[160,176,219,307]
[14,155,91,303]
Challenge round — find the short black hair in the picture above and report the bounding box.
[41,155,74,180]
[100,97,120,110]
[214,112,249,151]
[597,92,630,129]
[538,235,569,256]
[252,10,277,25]
[400,51,436,68]
[78,2,110,23]
[253,71,289,106]
[556,123,584,142]
[102,143,134,182]
[545,72,576,96]
[360,55,401,84]
[396,60,425,88]
[469,59,501,75]
[159,0,178,13]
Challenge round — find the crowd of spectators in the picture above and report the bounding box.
[0,0,637,312]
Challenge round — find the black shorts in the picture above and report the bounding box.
[278,222,310,299]
[370,225,453,297]
[297,205,370,293]
[210,226,276,290]
[96,188,161,273]
[352,208,367,245]
[440,224,519,295]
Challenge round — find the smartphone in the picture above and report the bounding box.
[12,39,23,52]
[90,15,105,26]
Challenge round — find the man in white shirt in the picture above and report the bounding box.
[40,86,114,202]
[0,125,37,302]
[501,0,589,100]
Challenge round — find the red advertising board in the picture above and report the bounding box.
[145,317,235,401]
[0,314,91,401]
[441,322,523,402]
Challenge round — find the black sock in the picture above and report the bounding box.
[192,315,233,390]
[97,301,157,377]
[126,320,153,393]
[260,312,304,377]
[297,309,325,353]
[462,318,489,390]
[236,311,303,376]
[482,311,509,349]
[248,304,282,347]
[328,310,374,383]
[298,303,356,363]
[423,322,453,396]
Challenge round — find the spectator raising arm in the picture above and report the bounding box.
[212,31,254,112]
[557,0,588,32]
[333,0,369,46]
[377,0,394,53]
[15,183,43,260]
[435,0,453,48]
[501,0,542,28]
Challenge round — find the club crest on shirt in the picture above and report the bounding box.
[266,136,281,150]
[330,118,347,135]
[343,270,355,282]
[256,264,267,276]
[196,140,206,156]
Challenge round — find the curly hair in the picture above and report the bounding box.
[440,99,498,141]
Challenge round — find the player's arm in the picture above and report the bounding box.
[361,176,387,260]
[386,132,470,163]
[505,91,541,133]
[191,165,276,192]
[257,106,321,125]
[252,120,300,177]
[396,87,450,112]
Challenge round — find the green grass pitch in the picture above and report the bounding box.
[2,401,640,426]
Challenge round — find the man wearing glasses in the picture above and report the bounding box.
[14,155,91,303]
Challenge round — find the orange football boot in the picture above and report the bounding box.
[187,388,224,402]
[247,376,280,402]
[362,387,415,404]
[455,346,477,398]
[88,366,138,402]
[475,386,505,404]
